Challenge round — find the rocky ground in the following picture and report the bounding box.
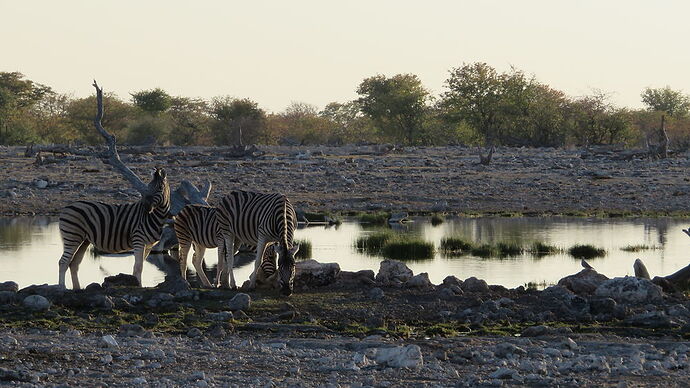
[2,259,690,387]
[0,144,688,216]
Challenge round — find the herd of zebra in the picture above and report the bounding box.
[57,168,300,296]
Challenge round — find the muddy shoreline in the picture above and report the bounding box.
[1,145,688,217]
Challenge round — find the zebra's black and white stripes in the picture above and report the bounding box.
[173,204,224,288]
[217,191,299,295]
[57,168,170,289]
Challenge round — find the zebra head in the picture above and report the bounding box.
[143,168,171,216]
[277,244,299,296]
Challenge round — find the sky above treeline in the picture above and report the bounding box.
[2,0,689,113]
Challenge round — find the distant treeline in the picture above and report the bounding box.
[1,63,689,149]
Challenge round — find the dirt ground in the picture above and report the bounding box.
[1,144,688,216]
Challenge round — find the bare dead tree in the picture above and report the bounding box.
[478,145,495,165]
[646,115,669,160]
[632,229,690,291]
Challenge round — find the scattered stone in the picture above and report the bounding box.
[34,179,48,189]
[0,281,19,293]
[102,273,139,288]
[187,328,203,338]
[625,311,672,329]
[462,277,490,293]
[0,291,17,305]
[22,294,51,311]
[367,287,385,300]
[494,342,527,358]
[155,275,191,294]
[84,282,104,293]
[489,367,518,380]
[521,325,555,337]
[17,284,66,300]
[442,275,463,288]
[595,276,664,304]
[557,269,609,295]
[376,259,413,285]
[100,335,119,349]
[405,272,434,289]
[374,345,424,368]
[119,324,147,337]
[228,293,251,311]
[295,260,341,287]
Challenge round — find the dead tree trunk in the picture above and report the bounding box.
[91,81,212,251]
[478,145,495,165]
[633,228,690,291]
[646,115,669,159]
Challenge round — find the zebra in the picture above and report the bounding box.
[174,204,281,288]
[216,190,299,295]
[57,168,170,289]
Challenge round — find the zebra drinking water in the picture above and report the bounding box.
[57,168,170,289]
[174,204,281,288]
[216,191,299,295]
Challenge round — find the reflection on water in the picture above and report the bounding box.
[0,216,688,289]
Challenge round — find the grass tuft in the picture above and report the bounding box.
[294,239,312,259]
[355,231,395,254]
[430,214,445,226]
[357,212,391,225]
[568,244,606,259]
[620,244,658,252]
[528,242,562,256]
[381,239,434,261]
[439,237,474,255]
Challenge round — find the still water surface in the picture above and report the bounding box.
[0,216,688,289]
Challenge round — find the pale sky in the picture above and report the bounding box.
[2,1,689,112]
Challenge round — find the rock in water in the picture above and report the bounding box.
[594,276,663,304]
[228,293,251,311]
[22,295,51,311]
[374,345,423,368]
[294,260,341,287]
[557,269,609,295]
[375,259,413,285]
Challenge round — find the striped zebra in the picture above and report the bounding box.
[217,191,299,295]
[57,168,170,289]
[174,204,280,288]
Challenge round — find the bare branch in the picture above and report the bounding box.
[92,80,148,194]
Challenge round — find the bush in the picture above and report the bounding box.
[381,239,434,261]
[568,244,606,259]
[439,237,473,255]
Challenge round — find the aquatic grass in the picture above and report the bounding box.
[439,237,474,255]
[528,242,563,256]
[620,244,659,252]
[355,231,395,254]
[430,214,445,226]
[470,244,501,258]
[303,212,341,225]
[381,239,434,261]
[568,244,606,259]
[356,212,391,225]
[294,239,312,259]
[496,242,524,257]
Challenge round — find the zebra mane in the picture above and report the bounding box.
[283,197,289,248]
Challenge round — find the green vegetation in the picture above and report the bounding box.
[3,67,690,149]
[439,237,474,255]
[470,244,501,258]
[568,244,606,259]
[294,239,312,260]
[430,213,445,226]
[356,212,391,225]
[528,242,563,256]
[356,231,433,260]
[381,239,434,261]
[303,211,341,225]
[620,244,659,252]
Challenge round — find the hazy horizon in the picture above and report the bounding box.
[2,0,689,112]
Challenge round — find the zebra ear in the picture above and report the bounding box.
[288,244,300,256]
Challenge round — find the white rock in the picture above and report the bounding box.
[489,367,518,379]
[594,276,663,304]
[295,260,341,286]
[34,179,48,189]
[375,259,414,285]
[405,273,434,288]
[22,295,51,311]
[131,377,147,385]
[374,345,423,368]
[100,335,119,349]
[228,293,251,311]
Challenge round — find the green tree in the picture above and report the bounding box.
[641,86,690,117]
[66,94,135,144]
[0,72,52,144]
[168,97,211,145]
[320,101,377,144]
[130,88,172,114]
[356,74,430,145]
[570,91,631,145]
[210,97,266,146]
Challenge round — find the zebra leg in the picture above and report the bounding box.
[132,245,145,287]
[248,238,268,290]
[58,238,84,288]
[68,241,90,290]
[192,245,212,288]
[221,237,237,289]
[178,240,191,280]
[214,238,226,287]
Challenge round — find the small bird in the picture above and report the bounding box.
[581,259,594,270]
